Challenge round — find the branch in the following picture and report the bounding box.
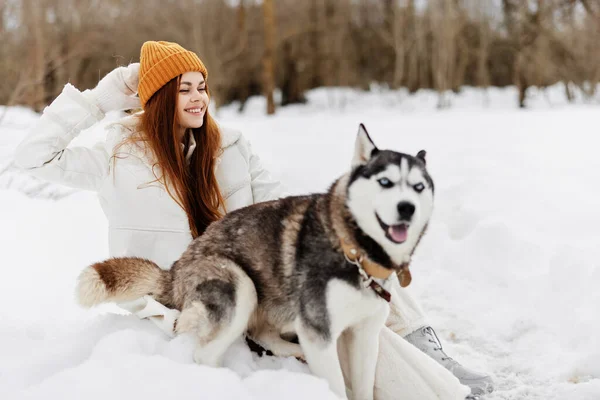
[580,0,597,17]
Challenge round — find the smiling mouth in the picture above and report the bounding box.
[376,214,408,244]
[184,107,204,114]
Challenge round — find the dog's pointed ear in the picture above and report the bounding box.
[352,124,378,167]
[416,150,426,165]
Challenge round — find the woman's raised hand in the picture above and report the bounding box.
[88,63,141,113]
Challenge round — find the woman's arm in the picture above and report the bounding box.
[14,84,110,191]
[14,64,140,191]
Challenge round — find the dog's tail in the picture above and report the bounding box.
[76,257,171,307]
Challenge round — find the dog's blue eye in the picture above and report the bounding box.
[413,183,425,193]
[378,178,393,188]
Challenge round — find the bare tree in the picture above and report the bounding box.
[22,0,47,111]
[262,0,276,115]
[475,1,491,89]
[430,0,463,107]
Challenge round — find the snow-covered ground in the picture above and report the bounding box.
[1,85,599,400]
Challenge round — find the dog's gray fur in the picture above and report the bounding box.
[77,124,434,400]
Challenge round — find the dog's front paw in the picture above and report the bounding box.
[271,341,305,361]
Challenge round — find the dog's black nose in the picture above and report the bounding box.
[397,202,415,220]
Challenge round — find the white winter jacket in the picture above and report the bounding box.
[14,83,286,271]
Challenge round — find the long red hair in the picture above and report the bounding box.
[136,76,224,238]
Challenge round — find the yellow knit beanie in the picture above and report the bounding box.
[138,41,208,108]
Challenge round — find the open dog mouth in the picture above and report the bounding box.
[376,214,408,244]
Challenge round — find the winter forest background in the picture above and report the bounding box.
[2,0,600,114]
[1,1,600,400]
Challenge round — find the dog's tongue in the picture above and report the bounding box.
[388,224,408,243]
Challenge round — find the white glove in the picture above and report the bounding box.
[118,295,181,338]
[84,63,141,113]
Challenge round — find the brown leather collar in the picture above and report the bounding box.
[340,239,413,288]
[341,239,394,279]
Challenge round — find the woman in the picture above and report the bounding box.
[14,41,490,399]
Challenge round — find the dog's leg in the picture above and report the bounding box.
[346,307,389,400]
[252,324,304,359]
[297,323,346,399]
[177,269,257,368]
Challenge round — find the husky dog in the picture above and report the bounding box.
[76,124,434,400]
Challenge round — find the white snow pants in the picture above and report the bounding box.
[337,280,470,400]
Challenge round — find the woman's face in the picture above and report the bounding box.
[177,71,209,130]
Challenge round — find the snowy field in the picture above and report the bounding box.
[1,85,599,400]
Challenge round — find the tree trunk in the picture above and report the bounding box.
[392,2,405,88]
[236,0,251,111]
[405,0,419,92]
[477,3,490,88]
[516,53,527,108]
[281,41,305,106]
[23,0,46,111]
[262,0,276,115]
[311,0,326,88]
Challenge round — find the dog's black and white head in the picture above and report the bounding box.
[346,124,434,266]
